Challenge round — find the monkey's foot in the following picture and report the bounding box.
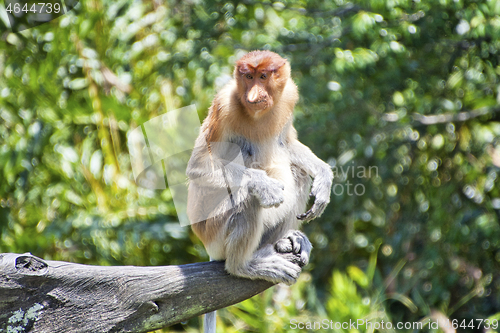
[229,245,302,285]
[252,245,302,285]
[274,230,312,267]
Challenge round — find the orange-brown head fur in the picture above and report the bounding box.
[205,50,298,143]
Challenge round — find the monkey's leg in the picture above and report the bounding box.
[224,203,302,285]
[275,230,312,267]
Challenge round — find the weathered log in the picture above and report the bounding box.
[0,252,277,333]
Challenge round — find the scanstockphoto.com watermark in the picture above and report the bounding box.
[290,319,424,331]
[331,163,378,197]
[290,318,499,331]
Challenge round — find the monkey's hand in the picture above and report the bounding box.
[297,166,333,222]
[247,169,285,208]
[275,230,312,267]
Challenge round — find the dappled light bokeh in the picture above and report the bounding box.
[1,0,500,331]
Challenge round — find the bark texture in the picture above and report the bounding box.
[0,253,275,333]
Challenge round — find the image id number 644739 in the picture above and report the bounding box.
[446,319,498,330]
[6,2,61,14]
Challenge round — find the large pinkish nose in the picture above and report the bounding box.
[247,85,261,103]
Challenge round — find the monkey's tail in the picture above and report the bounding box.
[204,256,217,333]
[204,310,216,333]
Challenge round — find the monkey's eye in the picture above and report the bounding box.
[260,73,267,80]
[246,74,253,80]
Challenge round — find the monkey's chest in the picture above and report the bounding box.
[229,134,305,188]
[234,138,308,226]
[238,139,292,181]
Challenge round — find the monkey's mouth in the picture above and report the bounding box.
[248,99,266,105]
[248,101,269,114]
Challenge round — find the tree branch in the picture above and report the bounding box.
[382,106,500,125]
[411,106,498,125]
[0,253,275,333]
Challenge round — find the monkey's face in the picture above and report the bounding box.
[235,50,289,119]
[240,71,274,117]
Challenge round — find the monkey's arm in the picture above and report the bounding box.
[186,142,285,208]
[186,144,247,189]
[288,140,333,221]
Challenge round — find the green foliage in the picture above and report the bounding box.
[220,274,315,333]
[1,0,500,331]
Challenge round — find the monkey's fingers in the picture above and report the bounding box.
[275,233,300,254]
[289,231,303,254]
[288,231,312,266]
[275,231,312,267]
[258,193,284,208]
[275,238,293,253]
[249,176,285,208]
[296,210,313,221]
[297,207,318,221]
[297,201,327,222]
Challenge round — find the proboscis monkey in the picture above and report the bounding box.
[187,50,333,285]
